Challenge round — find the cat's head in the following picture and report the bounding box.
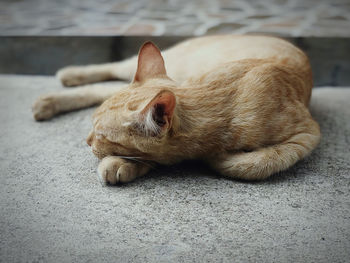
[87,42,179,163]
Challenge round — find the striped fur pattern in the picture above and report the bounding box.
[33,35,321,184]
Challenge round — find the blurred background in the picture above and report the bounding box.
[1,0,350,36]
[0,0,350,85]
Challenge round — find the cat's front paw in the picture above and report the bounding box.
[97,156,138,185]
[32,95,58,121]
[56,66,88,87]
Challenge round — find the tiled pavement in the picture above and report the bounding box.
[1,0,350,36]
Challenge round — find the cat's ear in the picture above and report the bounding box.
[133,42,167,83]
[138,90,176,136]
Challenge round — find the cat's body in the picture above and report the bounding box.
[33,35,320,184]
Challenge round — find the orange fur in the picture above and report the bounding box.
[33,35,320,184]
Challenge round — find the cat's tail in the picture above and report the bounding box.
[208,118,321,180]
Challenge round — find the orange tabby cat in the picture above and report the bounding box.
[32,35,320,184]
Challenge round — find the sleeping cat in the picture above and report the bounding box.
[32,35,321,184]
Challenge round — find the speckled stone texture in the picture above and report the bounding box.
[1,0,350,37]
[0,75,349,262]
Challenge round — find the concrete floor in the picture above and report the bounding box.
[0,75,349,262]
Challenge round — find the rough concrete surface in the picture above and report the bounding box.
[0,75,349,263]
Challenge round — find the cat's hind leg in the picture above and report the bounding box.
[57,57,137,87]
[32,83,126,121]
[208,120,321,180]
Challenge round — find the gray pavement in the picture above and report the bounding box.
[0,75,349,262]
[1,0,350,37]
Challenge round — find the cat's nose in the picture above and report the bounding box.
[86,130,94,146]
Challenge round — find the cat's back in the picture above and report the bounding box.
[164,35,310,83]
